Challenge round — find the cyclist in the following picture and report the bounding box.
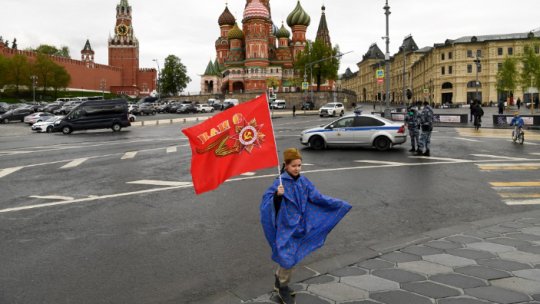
[509,112,524,142]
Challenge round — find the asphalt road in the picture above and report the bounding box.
[1,114,539,303]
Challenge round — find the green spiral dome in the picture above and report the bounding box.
[227,23,244,40]
[276,24,290,38]
[286,1,311,27]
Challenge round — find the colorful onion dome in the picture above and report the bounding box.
[276,23,290,38]
[218,5,236,26]
[243,0,270,22]
[228,23,244,40]
[287,1,311,27]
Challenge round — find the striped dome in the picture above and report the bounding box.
[218,6,236,26]
[276,23,290,39]
[243,0,270,22]
[228,23,244,40]
[287,1,311,27]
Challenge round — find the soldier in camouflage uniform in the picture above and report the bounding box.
[417,101,434,156]
[405,106,420,152]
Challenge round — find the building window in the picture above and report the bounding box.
[498,48,503,56]
[467,50,473,58]
[448,52,453,59]
[449,66,453,74]
[441,53,445,60]
[508,47,513,55]
[467,64,473,73]
[477,64,482,73]
[498,63,502,70]
[476,50,482,57]
[441,67,445,75]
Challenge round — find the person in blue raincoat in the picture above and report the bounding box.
[260,148,352,304]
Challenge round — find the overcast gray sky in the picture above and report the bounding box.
[2,0,539,93]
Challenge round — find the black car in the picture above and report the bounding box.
[301,101,315,110]
[52,99,131,134]
[42,103,62,113]
[133,103,156,115]
[0,108,35,123]
[177,104,197,114]
[0,102,8,114]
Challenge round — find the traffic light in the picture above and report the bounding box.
[406,89,413,100]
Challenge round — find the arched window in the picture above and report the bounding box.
[442,82,453,89]
[467,81,481,88]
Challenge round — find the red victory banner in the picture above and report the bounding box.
[182,95,279,194]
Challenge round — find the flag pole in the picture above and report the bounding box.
[265,92,282,186]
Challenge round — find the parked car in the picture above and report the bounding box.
[319,102,345,117]
[24,112,55,125]
[132,103,156,115]
[42,103,62,113]
[52,99,130,134]
[300,114,407,151]
[0,102,8,114]
[177,103,197,114]
[270,100,286,109]
[301,101,315,110]
[0,108,35,123]
[195,104,215,113]
[31,115,64,133]
[54,100,83,115]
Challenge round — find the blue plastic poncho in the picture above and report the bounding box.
[260,172,352,269]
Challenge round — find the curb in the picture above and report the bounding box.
[197,209,540,303]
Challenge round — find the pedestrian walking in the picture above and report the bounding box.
[517,97,521,110]
[469,100,474,122]
[260,148,351,304]
[535,96,539,112]
[472,100,484,130]
[416,101,434,156]
[498,99,504,115]
[292,104,296,118]
[405,106,420,152]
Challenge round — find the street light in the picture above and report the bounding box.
[153,59,161,97]
[473,54,482,102]
[30,75,38,102]
[383,0,391,110]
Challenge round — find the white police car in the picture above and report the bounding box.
[301,114,407,151]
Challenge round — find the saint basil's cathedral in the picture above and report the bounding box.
[201,0,333,94]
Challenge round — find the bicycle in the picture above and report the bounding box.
[512,126,524,144]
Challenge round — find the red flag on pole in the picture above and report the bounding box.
[182,95,279,194]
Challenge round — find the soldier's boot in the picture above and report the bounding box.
[423,149,430,156]
[409,147,416,152]
[274,275,296,304]
[416,149,424,156]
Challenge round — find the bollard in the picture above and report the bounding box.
[141,121,144,126]
[156,120,159,125]
[170,119,173,124]
[183,118,186,123]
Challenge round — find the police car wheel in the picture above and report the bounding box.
[309,136,325,150]
[374,136,391,151]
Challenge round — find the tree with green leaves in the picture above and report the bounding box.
[49,64,71,98]
[0,55,8,88]
[294,40,340,92]
[496,56,518,99]
[31,44,71,58]
[520,42,540,94]
[159,55,191,96]
[33,53,57,96]
[5,54,31,97]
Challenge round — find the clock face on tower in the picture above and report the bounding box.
[116,24,128,36]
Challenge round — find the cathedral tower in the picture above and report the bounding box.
[81,39,95,67]
[287,1,310,59]
[108,0,139,87]
[316,5,331,47]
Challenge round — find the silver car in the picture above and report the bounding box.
[301,114,407,151]
[31,116,64,133]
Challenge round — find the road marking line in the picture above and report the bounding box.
[455,137,481,142]
[60,158,89,169]
[471,154,529,161]
[409,156,469,163]
[490,182,540,187]
[0,150,33,155]
[127,180,193,187]
[478,163,540,171]
[302,163,315,166]
[166,147,177,153]
[121,152,138,160]
[30,195,74,201]
[505,199,540,206]
[531,153,540,156]
[241,172,256,176]
[355,160,405,166]
[499,193,540,199]
[493,186,540,191]
[0,167,23,178]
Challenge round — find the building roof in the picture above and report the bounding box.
[287,1,310,27]
[243,0,270,22]
[362,43,385,61]
[204,60,218,76]
[316,5,331,47]
[82,39,93,52]
[228,23,244,40]
[399,35,419,53]
[218,6,236,26]
[445,29,540,45]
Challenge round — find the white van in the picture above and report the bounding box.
[223,99,239,106]
[271,100,286,109]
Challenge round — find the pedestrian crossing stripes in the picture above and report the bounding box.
[60,158,89,169]
[490,181,540,206]
[0,166,23,178]
[456,128,540,141]
[471,154,529,161]
[127,180,192,187]
[477,163,540,171]
[121,152,138,160]
[166,147,177,153]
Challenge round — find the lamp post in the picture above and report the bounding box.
[153,59,161,97]
[474,54,481,102]
[383,0,391,110]
[100,79,106,98]
[30,75,38,102]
